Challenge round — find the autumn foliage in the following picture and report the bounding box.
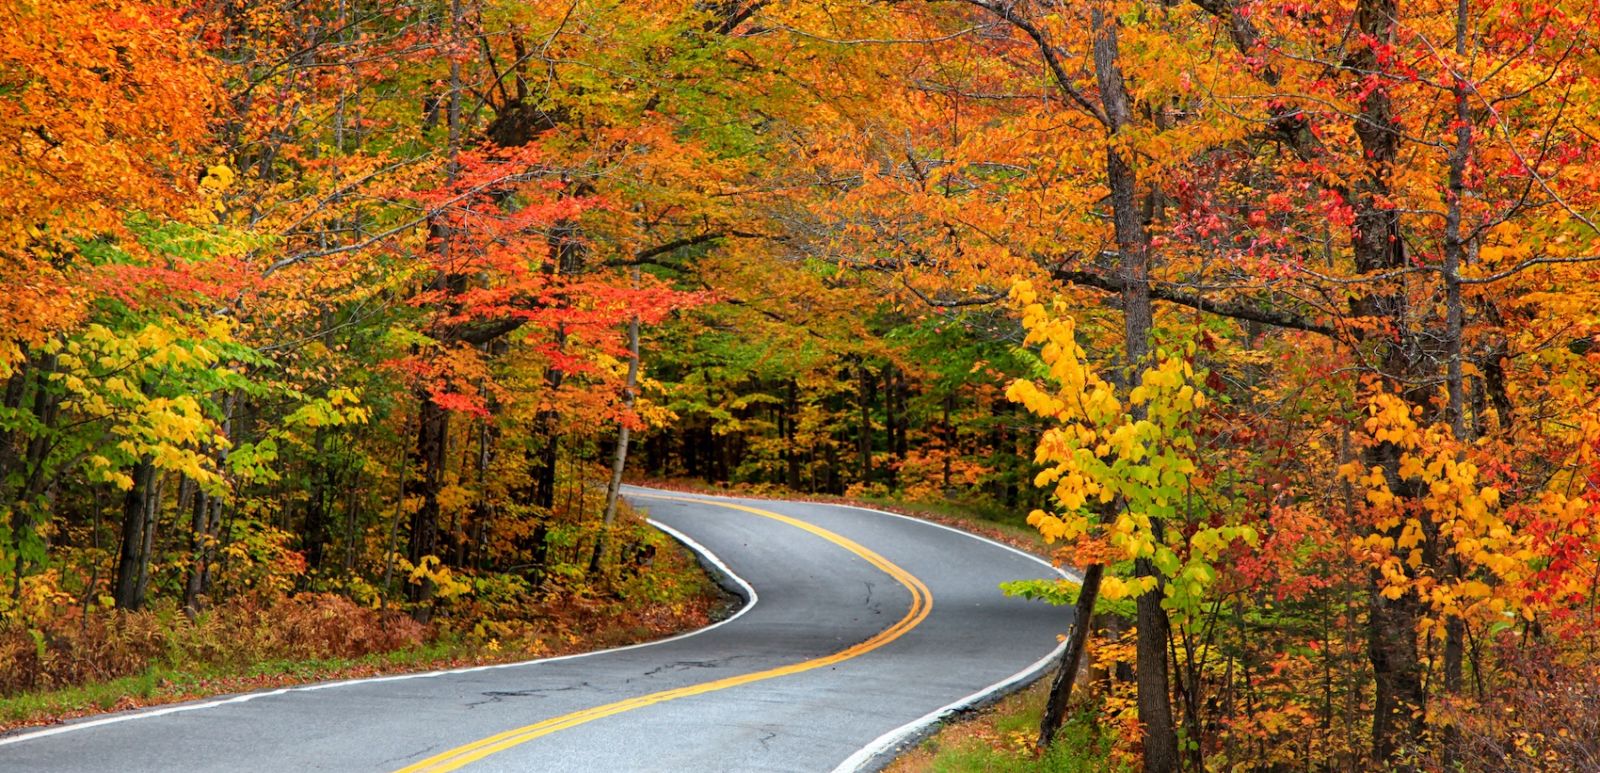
[4,0,1600,769]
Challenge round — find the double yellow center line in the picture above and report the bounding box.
[395,494,933,773]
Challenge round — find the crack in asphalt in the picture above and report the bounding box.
[378,744,438,766]
[639,656,744,679]
[862,580,881,614]
[464,683,590,709]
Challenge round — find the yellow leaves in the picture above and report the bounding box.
[437,484,473,518]
[404,555,471,600]
[1107,423,1146,462]
[284,390,371,429]
[1007,278,1239,617]
[1099,574,1160,601]
[200,165,235,192]
[1366,487,1396,508]
[51,317,245,496]
[1396,518,1425,550]
[1364,392,1422,448]
[1344,390,1567,630]
[1398,453,1425,479]
[1026,509,1074,543]
[1459,580,1492,600]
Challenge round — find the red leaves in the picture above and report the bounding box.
[431,390,489,418]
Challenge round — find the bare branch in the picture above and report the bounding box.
[1052,268,1336,336]
[959,0,1108,125]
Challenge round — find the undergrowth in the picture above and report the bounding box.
[0,518,728,731]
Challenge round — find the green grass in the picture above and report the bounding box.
[924,718,1118,773]
[891,682,1127,773]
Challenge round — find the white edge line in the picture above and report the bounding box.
[829,641,1067,773]
[0,509,757,749]
[808,500,1075,772]
[622,487,1082,773]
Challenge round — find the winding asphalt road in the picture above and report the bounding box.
[0,487,1068,772]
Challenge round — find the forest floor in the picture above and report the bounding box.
[0,532,733,734]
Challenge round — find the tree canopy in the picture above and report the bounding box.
[4,0,1600,768]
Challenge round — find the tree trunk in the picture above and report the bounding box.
[856,362,873,485]
[1038,563,1105,749]
[113,457,157,610]
[304,428,330,571]
[785,379,801,490]
[593,271,641,575]
[942,392,954,490]
[404,392,449,610]
[884,366,905,486]
[1439,0,1473,701]
[532,325,569,511]
[1091,7,1179,771]
[10,351,60,598]
[133,472,165,605]
[184,485,223,613]
[1346,0,1427,758]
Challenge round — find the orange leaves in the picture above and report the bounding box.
[0,0,218,363]
[0,0,216,231]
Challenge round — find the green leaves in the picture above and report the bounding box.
[1001,577,1136,618]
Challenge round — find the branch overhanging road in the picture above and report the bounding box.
[0,487,1071,772]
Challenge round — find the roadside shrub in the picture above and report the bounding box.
[0,593,426,697]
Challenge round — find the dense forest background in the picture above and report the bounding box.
[4,0,1600,769]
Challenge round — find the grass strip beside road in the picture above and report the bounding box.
[885,680,1124,773]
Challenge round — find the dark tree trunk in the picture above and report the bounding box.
[304,429,332,571]
[530,325,569,511]
[857,362,873,485]
[10,351,60,597]
[405,392,449,609]
[1368,563,1426,762]
[683,423,701,479]
[824,443,840,495]
[1039,563,1104,749]
[1346,0,1427,759]
[1091,7,1178,770]
[884,366,901,487]
[531,413,560,510]
[114,458,157,610]
[184,485,224,612]
[784,379,802,490]
[942,392,954,490]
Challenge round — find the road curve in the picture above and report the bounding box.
[0,487,1068,772]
